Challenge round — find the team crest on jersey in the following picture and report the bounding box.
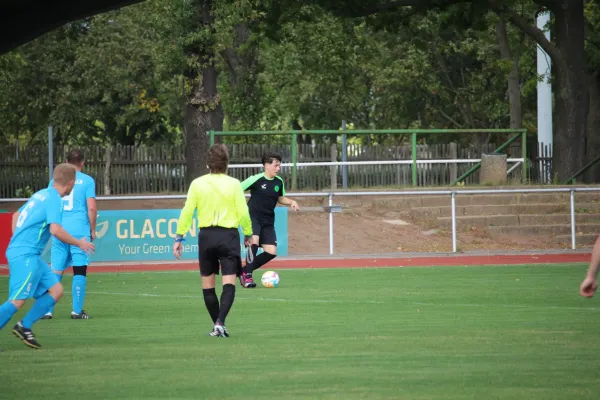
[274,185,280,192]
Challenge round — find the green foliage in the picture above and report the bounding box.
[0,0,185,147]
[0,0,584,151]
[15,186,34,198]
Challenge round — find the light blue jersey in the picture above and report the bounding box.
[6,188,63,257]
[49,171,95,236]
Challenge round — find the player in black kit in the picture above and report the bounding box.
[239,153,299,288]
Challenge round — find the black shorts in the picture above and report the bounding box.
[198,227,242,277]
[251,218,277,246]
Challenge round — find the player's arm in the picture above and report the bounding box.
[175,182,198,238]
[86,180,97,240]
[11,202,27,232]
[11,212,19,232]
[581,236,600,297]
[276,180,299,210]
[235,185,253,238]
[88,198,97,240]
[50,223,88,247]
[47,193,94,253]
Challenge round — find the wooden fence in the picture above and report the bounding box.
[0,142,532,197]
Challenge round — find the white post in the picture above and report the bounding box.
[537,10,552,183]
[329,193,334,255]
[570,190,576,249]
[451,192,457,253]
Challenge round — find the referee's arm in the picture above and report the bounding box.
[176,182,198,236]
[235,185,253,237]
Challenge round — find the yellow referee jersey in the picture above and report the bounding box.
[176,173,252,237]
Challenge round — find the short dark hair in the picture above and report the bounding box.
[53,163,77,185]
[67,149,85,165]
[262,153,282,166]
[207,144,229,173]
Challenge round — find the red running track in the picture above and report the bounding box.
[0,253,589,275]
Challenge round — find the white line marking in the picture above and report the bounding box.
[86,291,384,305]
[84,291,600,311]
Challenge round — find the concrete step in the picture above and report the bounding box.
[554,233,597,246]
[487,223,600,239]
[372,192,600,210]
[411,203,567,219]
[437,213,600,229]
[411,202,600,219]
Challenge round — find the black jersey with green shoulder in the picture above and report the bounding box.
[241,173,286,218]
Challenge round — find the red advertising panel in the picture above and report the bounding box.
[0,213,13,265]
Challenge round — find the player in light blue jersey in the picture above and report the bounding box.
[43,149,97,320]
[0,164,95,349]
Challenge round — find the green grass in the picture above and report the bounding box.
[1,264,600,400]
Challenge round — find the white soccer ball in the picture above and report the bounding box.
[261,271,280,288]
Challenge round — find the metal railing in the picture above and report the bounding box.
[209,128,528,188]
[2,187,599,256]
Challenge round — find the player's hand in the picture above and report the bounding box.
[244,236,253,247]
[77,238,95,255]
[580,275,598,298]
[173,242,183,259]
[90,230,96,242]
[290,200,299,211]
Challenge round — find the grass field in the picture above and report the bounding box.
[1,264,600,400]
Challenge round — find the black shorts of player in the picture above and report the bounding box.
[197,227,242,277]
[251,215,277,246]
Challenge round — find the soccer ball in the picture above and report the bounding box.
[261,271,280,288]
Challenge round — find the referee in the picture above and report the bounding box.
[173,144,252,338]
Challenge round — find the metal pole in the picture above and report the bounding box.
[329,193,334,255]
[536,9,553,184]
[342,120,348,188]
[411,132,417,186]
[451,192,457,253]
[570,189,576,249]
[48,126,54,181]
[291,133,298,191]
[521,130,528,183]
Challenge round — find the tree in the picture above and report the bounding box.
[300,0,590,181]
[180,0,224,183]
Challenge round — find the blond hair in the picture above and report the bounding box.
[53,163,76,185]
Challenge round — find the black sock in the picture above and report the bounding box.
[216,284,236,326]
[251,252,277,272]
[244,245,259,275]
[202,288,219,324]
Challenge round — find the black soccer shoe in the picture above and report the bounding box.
[12,322,41,349]
[40,313,53,320]
[71,310,92,319]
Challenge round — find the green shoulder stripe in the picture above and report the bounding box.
[241,173,264,191]
[275,176,286,196]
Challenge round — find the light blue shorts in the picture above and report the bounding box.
[7,252,59,301]
[50,236,90,271]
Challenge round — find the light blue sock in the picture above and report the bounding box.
[22,294,55,329]
[46,274,63,315]
[72,275,86,314]
[0,301,18,330]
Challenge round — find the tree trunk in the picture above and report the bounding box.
[551,1,588,182]
[184,0,224,186]
[495,18,522,130]
[584,72,600,182]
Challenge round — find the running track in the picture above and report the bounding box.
[1,252,590,275]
